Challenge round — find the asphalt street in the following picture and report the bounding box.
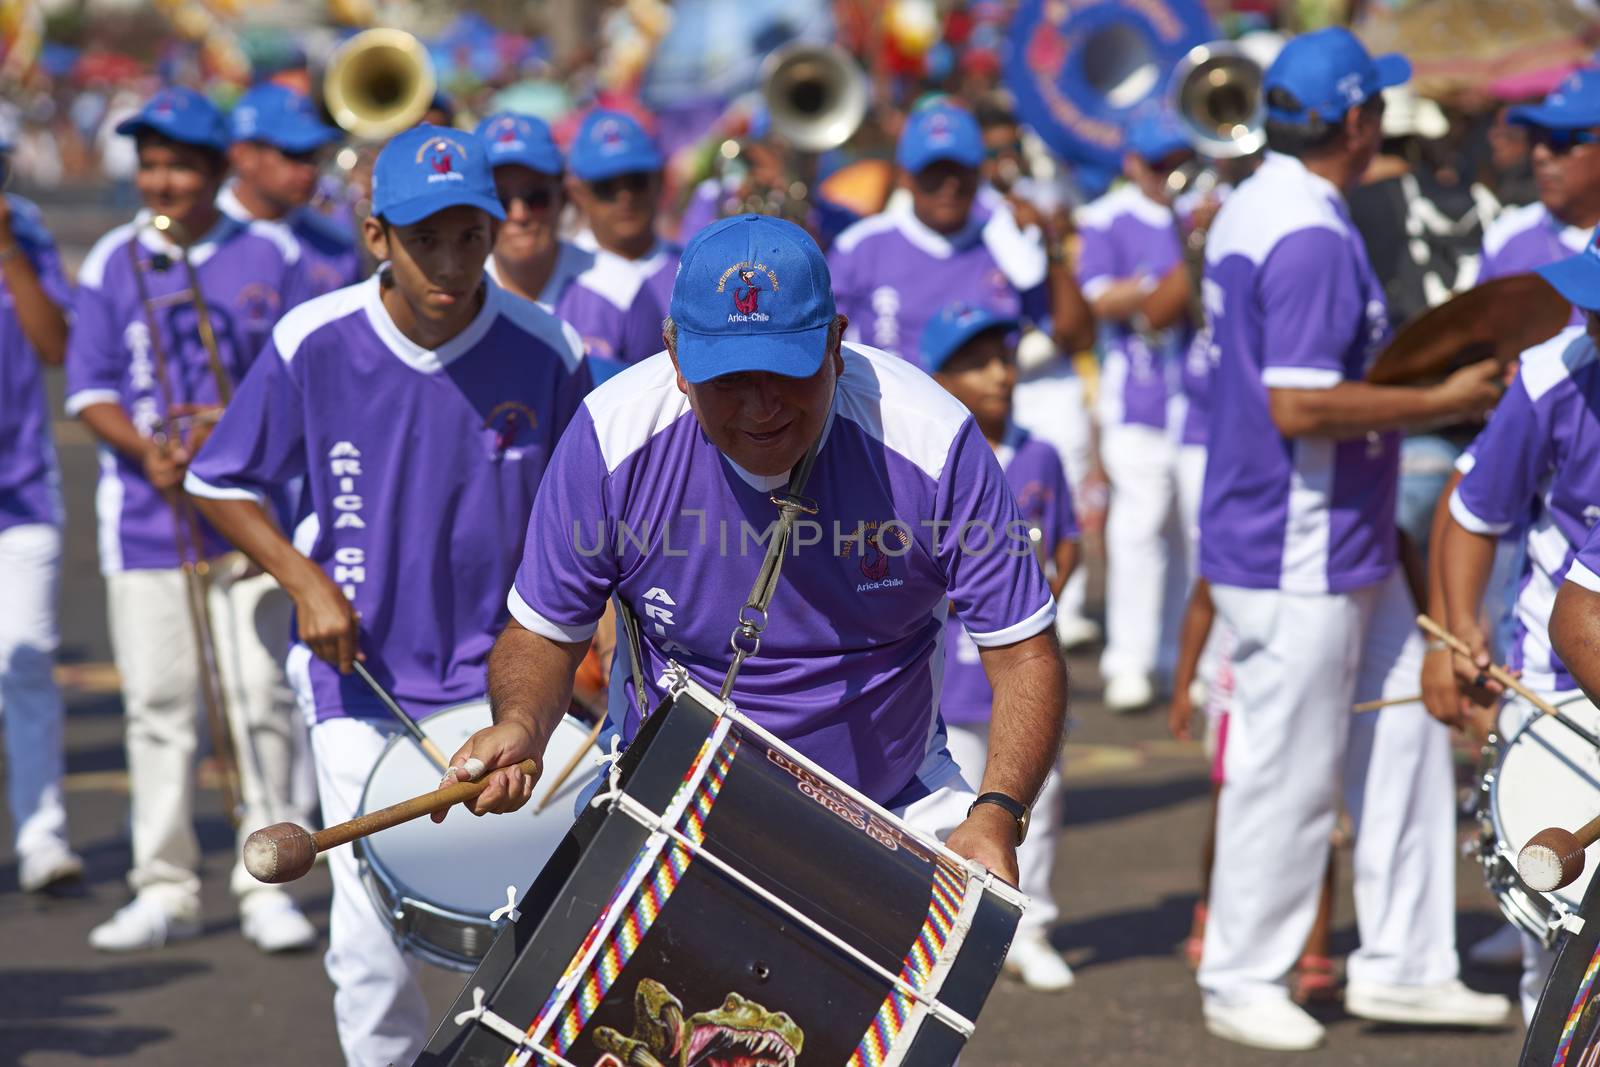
[1,197,1527,1066]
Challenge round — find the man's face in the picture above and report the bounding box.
[231,141,323,215]
[363,205,494,333]
[1529,126,1600,224]
[569,169,660,250]
[908,160,979,234]
[135,136,226,227]
[492,164,564,265]
[673,328,845,477]
[1346,96,1388,178]
[932,329,1016,427]
[981,124,1024,191]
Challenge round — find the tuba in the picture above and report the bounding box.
[761,42,869,155]
[1167,40,1266,162]
[322,27,437,142]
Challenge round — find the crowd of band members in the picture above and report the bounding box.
[13,24,1600,1058]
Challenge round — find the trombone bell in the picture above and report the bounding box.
[324,28,437,141]
[761,43,868,155]
[1168,41,1265,160]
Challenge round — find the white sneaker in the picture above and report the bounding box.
[1004,931,1075,992]
[1466,924,1524,970]
[1203,996,1325,1051]
[1104,672,1155,713]
[89,895,201,952]
[1345,978,1511,1028]
[1055,614,1101,650]
[18,841,84,893]
[240,894,317,953]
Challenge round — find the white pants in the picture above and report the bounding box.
[0,523,71,858]
[1175,444,1206,575]
[310,716,430,1067]
[106,560,311,908]
[1099,423,1188,682]
[1199,570,1458,1005]
[1013,362,1094,625]
[945,722,1061,934]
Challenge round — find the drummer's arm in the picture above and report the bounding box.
[1438,503,1503,695]
[1268,363,1502,439]
[1552,578,1600,709]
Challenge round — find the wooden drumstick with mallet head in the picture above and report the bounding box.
[1520,811,1600,894]
[243,758,536,884]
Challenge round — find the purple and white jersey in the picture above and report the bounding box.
[941,427,1078,725]
[0,194,70,532]
[1450,324,1599,693]
[509,343,1056,805]
[65,212,314,574]
[1479,201,1587,326]
[571,230,681,318]
[186,275,589,721]
[1564,521,1600,598]
[1076,184,1189,431]
[488,241,664,366]
[828,200,1048,368]
[218,183,361,297]
[1198,152,1397,594]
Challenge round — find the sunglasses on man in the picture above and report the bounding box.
[589,171,653,201]
[498,182,559,211]
[1529,127,1600,154]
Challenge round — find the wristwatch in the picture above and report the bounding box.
[968,791,1030,846]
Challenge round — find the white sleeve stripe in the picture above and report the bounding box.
[507,586,597,643]
[1262,367,1344,389]
[64,389,121,417]
[1455,452,1477,475]
[1079,276,1114,300]
[1448,489,1512,537]
[182,471,265,503]
[1567,560,1600,593]
[967,596,1056,648]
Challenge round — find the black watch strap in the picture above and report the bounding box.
[968,791,1030,845]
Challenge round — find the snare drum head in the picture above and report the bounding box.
[1496,705,1600,912]
[358,702,598,916]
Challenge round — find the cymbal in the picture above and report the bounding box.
[1366,273,1571,386]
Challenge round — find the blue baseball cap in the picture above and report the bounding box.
[1126,110,1191,163]
[897,102,984,173]
[230,83,341,153]
[370,125,506,226]
[1537,224,1600,310]
[474,112,562,176]
[921,302,1018,372]
[1263,27,1410,127]
[1509,69,1600,131]
[115,87,229,152]
[568,109,662,182]
[668,214,837,384]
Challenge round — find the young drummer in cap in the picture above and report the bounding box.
[186,124,589,1067]
[67,86,319,955]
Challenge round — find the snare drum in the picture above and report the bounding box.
[1477,695,1600,947]
[356,700,600,971]
[420,666,1024,1067]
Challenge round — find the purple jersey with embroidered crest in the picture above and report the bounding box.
[1478,201,1586,326]
[828,201,1047,367]
[1450,325,1599,693]
[1076,185,1190,431]
[509,343,1055,805]
[491,241,664,366]
[941,428,1078,725]
[0,195,70,533]
[218,183,361,297]
[1198,153,1398,594]
[186,276,590,721]
[65,213,315,573]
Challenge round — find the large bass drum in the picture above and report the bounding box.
[355,700,600,971]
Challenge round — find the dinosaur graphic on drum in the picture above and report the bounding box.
[593,979,802,1067]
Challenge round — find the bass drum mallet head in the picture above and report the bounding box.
[1520,826,1586,894]
[243,822,319,884]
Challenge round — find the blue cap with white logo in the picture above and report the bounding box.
[920,302,1018,373]
[1262,27,1410,127]
[896,102,984,173]
[230,83,341,153]
[1509,69,1600,131]
[370,125,506,226]
[474,112,562,175]
[668,214,837,384]
[116,87,229,152]
[1536,223,1600,310]
[568,109,662,182]
[1126,110,1191,163]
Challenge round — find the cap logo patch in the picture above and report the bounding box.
[716,260,779,323]
[150,96,178,120]
[1337,72,1364,106]
[416,136,469,184]
[595,118,628,155]
[926,112,953,146]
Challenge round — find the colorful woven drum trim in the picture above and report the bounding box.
[510,736,740,1066]
[847,859,970,1067]
[1555,939,1600,1067]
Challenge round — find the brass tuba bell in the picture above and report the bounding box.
[1167,41,1265,161]
[323,28,437,141]
[760,42,869,155]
